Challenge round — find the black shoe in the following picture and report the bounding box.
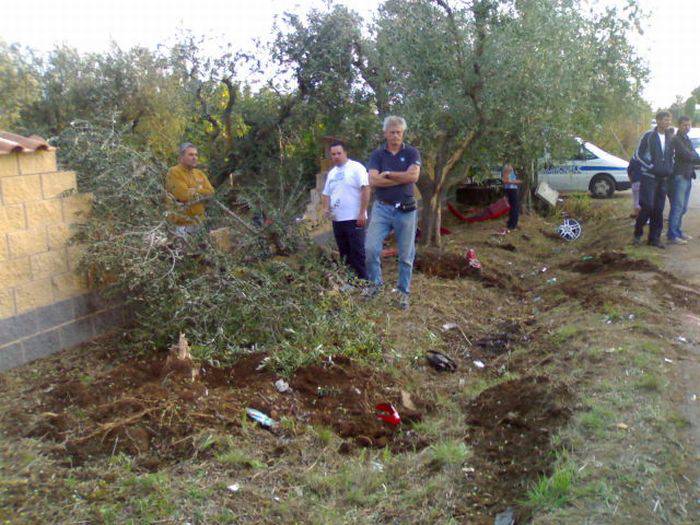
[648,240,666,249]
[632,237,642,246]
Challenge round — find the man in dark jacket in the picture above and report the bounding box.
[633,111,675,248]
[667,116,700,244]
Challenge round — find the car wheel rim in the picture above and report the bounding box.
[557,218,582,241]
[593,181,609,195]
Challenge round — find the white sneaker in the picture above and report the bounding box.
[680,233,693,241]
[669,238,688,245]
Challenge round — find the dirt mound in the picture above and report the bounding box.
[462,376,571,516]
[414,250,519,291]
[21,353,425,467]
[414,250,482,279]
[567,251,658,275]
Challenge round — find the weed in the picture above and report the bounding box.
[640,340,663,355]
[525,462,576,510]
[601,302,623,322]
[578,406,614,437]
[635,372,662,392]
[666,411,691,430]
[314,426,334,445]
[550,325,581,346]
[216,449,265,469]
[430,440,470,469]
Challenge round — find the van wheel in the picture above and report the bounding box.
[590,174,615,198]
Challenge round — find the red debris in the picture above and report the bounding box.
[375,403,401,426]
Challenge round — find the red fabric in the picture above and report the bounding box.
[447,197,511,223]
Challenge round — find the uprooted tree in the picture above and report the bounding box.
[59,123,381,374]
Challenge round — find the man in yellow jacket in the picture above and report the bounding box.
[165,143,215,236]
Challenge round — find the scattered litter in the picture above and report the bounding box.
[541,267,548,273]
[255,357,270,371]
[581,255,594,261]
[275,379,290,393]
[442,322,459,332]
[375,403,401,426]
[494,506,516,525]
[246,408,277,429]
[546,277,557,284]
[466,248,482,270]
[663,358,673,364]
[459,378,467,387]
[677,336,688,343]
[339,284,356,293]
[401,390,417,411]
[615,422,629,430]
[462,466,475,474]
[227,483,240,493]
[371,460,384,472]
[532,296,542,303]
[691,394,697,401]
[604,347,622,353]
[557,218,582,241]
[353,387,361,395]
[628,314,635,321]
[426,350,457,372]
[473,360,486,369]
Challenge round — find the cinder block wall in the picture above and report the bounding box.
[0,149,123,371]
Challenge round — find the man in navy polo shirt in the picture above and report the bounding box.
[364,116,421,309]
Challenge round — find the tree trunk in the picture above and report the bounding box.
[418,183,440,248]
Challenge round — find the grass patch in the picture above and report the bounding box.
[635,372,663,392]
[314,426,334,445]
[578,406,614,437]
[525,461,576,511]
[430,440,470,469]
[215,449,265,469]
[550,325,582,346]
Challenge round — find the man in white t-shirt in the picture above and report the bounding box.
[321,140,370,279]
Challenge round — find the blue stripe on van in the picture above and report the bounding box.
[578,166,627,171]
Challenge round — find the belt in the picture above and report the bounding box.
[378,199,400,207]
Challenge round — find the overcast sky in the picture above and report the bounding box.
[1,0,698,109]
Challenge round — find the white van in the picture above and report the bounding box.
[538,140,630,198]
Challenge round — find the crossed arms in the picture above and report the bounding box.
[368,165,421,187]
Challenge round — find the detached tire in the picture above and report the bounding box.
[589,174,615,198]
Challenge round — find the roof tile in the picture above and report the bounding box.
[0,131,52,155]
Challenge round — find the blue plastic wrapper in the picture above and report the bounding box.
[246,408,277,429]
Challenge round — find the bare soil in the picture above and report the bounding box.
[5,352,427,470]
[463,376,571,518]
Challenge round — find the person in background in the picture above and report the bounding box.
[321,140,370,279]
[501,162,522,233]
[632,111,675,249]
[164,143,215,237]
[667,115,700,245]
[627,150,643,218]
[364,116,421,310]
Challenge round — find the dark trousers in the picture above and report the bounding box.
[634,176,667,242]
[505,188,520,229]
[332,220,367,280]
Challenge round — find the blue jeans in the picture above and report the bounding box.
[667,175,692,240]
[364,201,417,294]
